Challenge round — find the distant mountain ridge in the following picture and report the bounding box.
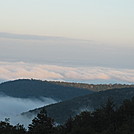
[0,79,133,100]
[22,87,134,124]
[51,81,134,91]
[0,79,93,101]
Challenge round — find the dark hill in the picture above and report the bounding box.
[22,87,134,124]
[0,79,93,101]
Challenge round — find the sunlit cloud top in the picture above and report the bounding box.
[0,61,134,84]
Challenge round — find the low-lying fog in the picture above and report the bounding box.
[0,95,58,128]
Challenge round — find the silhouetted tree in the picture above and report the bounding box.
[28,108,54,134]
[0,120,26,134]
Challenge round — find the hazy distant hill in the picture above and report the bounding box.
[0,79,92,101]
[51,81,134,91]
[23,87,134,124]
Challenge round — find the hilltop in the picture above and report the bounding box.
[0,79,92,101]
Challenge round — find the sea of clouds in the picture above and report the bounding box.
[0,61,133,83]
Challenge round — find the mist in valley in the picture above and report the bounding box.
[0,95,58,127]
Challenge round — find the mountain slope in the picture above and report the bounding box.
[22,87,134,124]
[0,79,93,101]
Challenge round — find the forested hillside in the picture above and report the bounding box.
[0,79,92,101]
[1,97,134,134]
[23,87,134,124]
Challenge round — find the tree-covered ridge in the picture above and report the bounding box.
[0,79,92,100]
[1,97,134,134]
[23,87,134,124]
[59,97,134,134]
[51,81,134,91]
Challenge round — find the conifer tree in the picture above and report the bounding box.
[28,108,54,134]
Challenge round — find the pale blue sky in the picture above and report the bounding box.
[0,0,134,44]
[0,0,134,83]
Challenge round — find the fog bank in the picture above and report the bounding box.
[0,95,57,127]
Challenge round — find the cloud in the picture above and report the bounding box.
[0,61,134,83]
[0,32,88,42]
[0,32,133,70]
[0,32,64,41]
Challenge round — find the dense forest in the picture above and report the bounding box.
[0,97,134,134]
[23,87,134,124]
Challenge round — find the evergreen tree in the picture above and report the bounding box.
[28,108,54,134]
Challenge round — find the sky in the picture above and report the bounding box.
[0,0,134,84]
